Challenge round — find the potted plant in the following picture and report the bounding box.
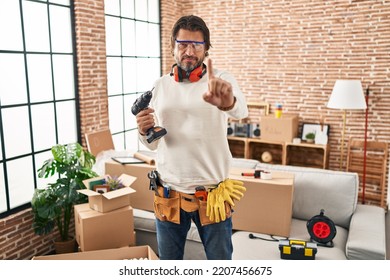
[305,132,316,143]
[31,142,98,253]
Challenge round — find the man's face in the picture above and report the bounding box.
[174,29,206,72]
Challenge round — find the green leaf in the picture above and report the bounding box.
[31,142,98,241]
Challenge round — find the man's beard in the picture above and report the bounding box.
[176,55,203,72]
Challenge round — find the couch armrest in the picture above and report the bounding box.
[346,204,386,260]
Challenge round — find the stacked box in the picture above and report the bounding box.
[78,174,137,213]
[74,203,135,252]
[261,114,299,142]
[105,160,156,212]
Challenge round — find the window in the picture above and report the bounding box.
[104,0,161,151]
[0,0,78,216]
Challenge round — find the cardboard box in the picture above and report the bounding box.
[261,114,299,142]
[79,174,137,213]
[105,160,156,212]
[230,167,294,237]
[85,129,114,157]
[32,245,158,260]
[74,203,135,251]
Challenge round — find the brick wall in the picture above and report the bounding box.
[1,0,389,259]
[161,0,390,207]
[0,209,75,259]
[74,0,109,147]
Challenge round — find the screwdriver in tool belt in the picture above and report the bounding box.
[163,184,170,198]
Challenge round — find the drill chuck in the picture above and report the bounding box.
[131,90,153,115]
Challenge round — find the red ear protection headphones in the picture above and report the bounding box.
[170,63,207,82]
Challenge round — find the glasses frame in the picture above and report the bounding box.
[175,40,205,52]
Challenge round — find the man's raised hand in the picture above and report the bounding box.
[203,58,235,109]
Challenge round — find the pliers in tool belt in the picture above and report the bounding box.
[148,170,160,197]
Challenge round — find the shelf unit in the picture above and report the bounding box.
[227,136,248,158]
[247,138,285,165]
[228,136,329,169]
[285,143,329,169]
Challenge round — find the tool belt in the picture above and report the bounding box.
[153,185,232,226]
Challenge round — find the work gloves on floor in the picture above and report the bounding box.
[206,179,246,223]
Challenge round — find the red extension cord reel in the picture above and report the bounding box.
[306,209,337,247]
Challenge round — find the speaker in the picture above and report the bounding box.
[249,123,261,138]
[234,123,250,137]
[227,122,235,136]
[170,63,206,82]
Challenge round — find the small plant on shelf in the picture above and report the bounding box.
[305,132,316,143]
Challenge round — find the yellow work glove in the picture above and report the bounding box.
[206,188,226,223]
[221,179,246,207]
[206,179,246,223]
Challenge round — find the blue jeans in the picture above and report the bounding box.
[156,208,233,260]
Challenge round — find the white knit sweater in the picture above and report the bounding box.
[139,69,248,193]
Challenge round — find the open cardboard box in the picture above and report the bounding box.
[79,174,137,213]
[32,245,158,260]
[105,160,155,212]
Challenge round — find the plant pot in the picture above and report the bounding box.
[306,139,314,143]
[54,237,76,254]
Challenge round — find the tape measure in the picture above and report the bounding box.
[306,209,336,247]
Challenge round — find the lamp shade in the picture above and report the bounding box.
[327,80,367,110]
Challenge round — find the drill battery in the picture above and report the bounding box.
[279,239,317,260]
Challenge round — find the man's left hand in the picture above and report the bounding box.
[203,58,235,108]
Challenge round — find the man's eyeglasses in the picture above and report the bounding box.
[175,40,205,52]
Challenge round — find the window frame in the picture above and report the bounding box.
[0,0,80,218]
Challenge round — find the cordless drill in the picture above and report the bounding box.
[131,88,167,143]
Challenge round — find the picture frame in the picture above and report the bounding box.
[301,123,330,141]
[93,185,110,194]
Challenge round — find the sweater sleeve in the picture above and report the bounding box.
[218,71,248,120]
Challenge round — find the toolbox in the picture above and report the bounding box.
[279,239,317,260]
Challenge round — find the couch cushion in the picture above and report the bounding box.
[346,204,387,260]
[232,158,260,169]
[232,218,348,260]
[256,163,359,229]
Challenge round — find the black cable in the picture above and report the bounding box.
[248,233,288,242]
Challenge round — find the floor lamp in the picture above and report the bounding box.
[327,80,367,170]
[362,87,370,204]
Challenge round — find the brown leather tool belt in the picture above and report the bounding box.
[153,185,231,226]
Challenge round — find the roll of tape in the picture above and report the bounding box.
[261,171,272,180]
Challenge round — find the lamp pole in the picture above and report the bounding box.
[340,109,347,170]
[362,87,369,204]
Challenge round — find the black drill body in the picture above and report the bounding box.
[131,89,167,143]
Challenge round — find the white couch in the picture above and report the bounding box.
[132,158,261,260]
[232,163,387,260]
[132,159,387,260]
